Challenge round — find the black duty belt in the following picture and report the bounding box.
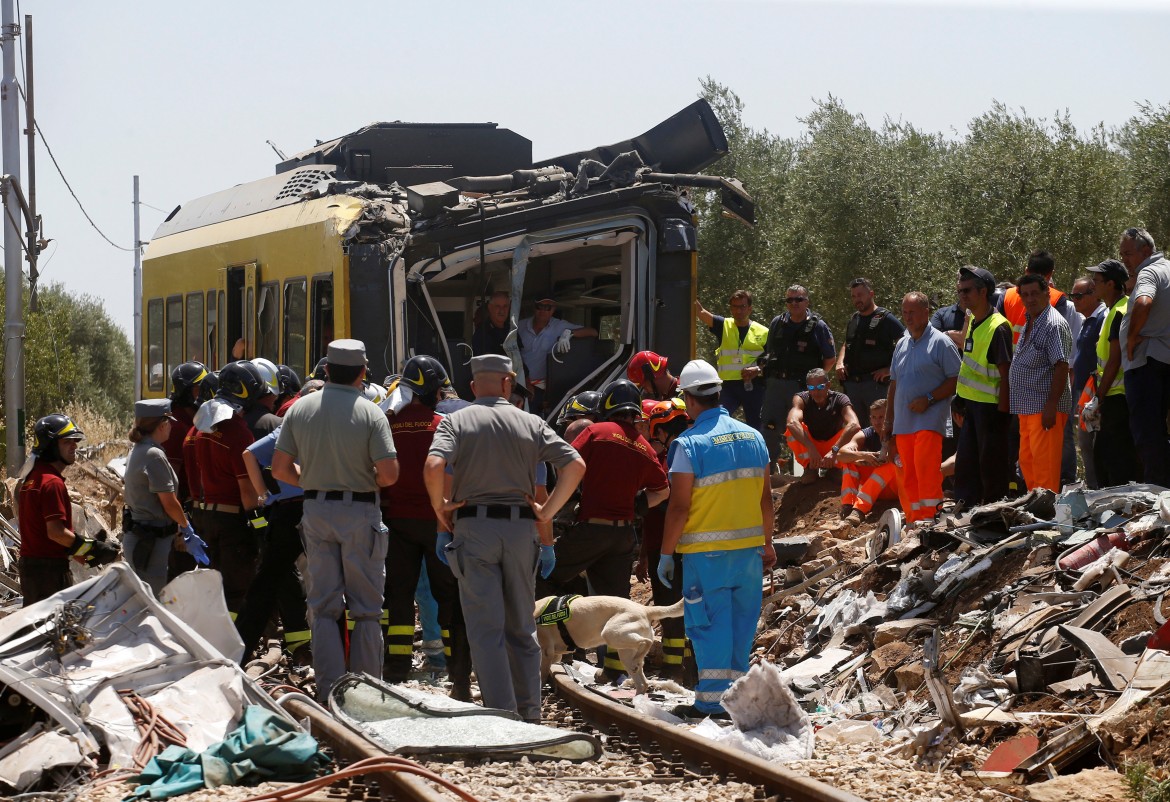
[456,504,535,521]
[135,521,178,537]
[583,518,633,527]
[304,490,377,503]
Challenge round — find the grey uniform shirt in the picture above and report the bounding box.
[1121,253,1170,370]
[429,396,579,505]
[124,440,178,526]
[276,383,396,493]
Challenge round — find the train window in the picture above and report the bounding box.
[284,279,307,378]
[186,293,204,364]
[147,298,164,391]
[257,282,279,364]
[166,296,184,388]
[245,287,255,358]
[206,290,217,368]
[217,290,226,369]
[310,275,334,364]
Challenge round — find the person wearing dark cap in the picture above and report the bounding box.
[953,266,1015,508]
[1089,259,1142,485]
[17,414,119,606]
[273,339,399,702]
[124,399,208,595]
[424,353,585,722]
[518,296,598,413]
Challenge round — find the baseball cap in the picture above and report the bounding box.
[958,266,995,290]
[1088,259,1129,284]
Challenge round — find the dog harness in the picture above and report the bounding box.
[536,594,582,652]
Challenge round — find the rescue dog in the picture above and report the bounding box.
[534,595,684,695]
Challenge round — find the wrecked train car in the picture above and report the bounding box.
[140,101,753,417]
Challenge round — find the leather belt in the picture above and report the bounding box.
[273,495,305,506]
[201,502,241,514]
[305,490,377,503]
[456,504,535,521]
[584,518,633,527]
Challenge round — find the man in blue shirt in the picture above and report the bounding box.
[518,296,598,414]
[1070,277,1106,489]
[883,293,961,524]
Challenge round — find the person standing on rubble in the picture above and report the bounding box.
[658,360,776,719]
[755,286,837,472]
[1070,277,1106,489]
[835,278,905,429]
[883,292,961,524]
[696,291,769,432]
[1008,274,1073,493]
[424,354,585,722]
[1089,259,1142,486]
[124,399,208,595]
[273,339,399,702]
[381,355,472,702]
[17,415,119,606]
[1119,227,1170,488]
[953,267,1014,509]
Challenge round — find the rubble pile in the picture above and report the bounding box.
[758,477,1170,795]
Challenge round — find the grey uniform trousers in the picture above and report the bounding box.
[449,515,541,721]
[301,498,388,701]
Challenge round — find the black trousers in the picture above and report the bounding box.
[645,548,688,672]
[18,556,71,607]
[953,400,1014,507]
[201,509,260,615]
[1095,393,1143,488]
[235,499,310,658]
[382,514,471,687]
[539,522,636,600]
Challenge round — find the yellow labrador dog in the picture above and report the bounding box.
[534,595,684,695]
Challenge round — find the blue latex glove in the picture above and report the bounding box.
[436,532,453,566]
[180,524,210,566]
[657,553,675,589]
[539,545,556,579]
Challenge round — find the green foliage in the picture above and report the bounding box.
[0,279,132,465]
[693,81,1165,348]
[1125,761,1170,802]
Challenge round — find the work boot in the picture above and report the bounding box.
[840,504,854,520]
[449,682,472,702]
[845,509,864,526]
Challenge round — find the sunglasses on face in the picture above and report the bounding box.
[1069,292,1090,300]
[786,297,808,304]
[807,383,827,391]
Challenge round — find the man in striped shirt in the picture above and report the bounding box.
[1008,274,1073,493]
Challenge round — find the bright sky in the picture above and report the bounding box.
[17,0,1170,337]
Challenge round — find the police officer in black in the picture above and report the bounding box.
[757,285,838,467]
[834,278,906,429]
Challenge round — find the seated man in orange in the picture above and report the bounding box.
[837,399,903,525]
[785,368,860,483]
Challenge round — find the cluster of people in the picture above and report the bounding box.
[18,224,1166,722]
[684,226,1170,526]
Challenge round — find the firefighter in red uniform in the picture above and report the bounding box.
[627,351,681,401]
[274,365,303,417]
[381,355,473,700]
[635,397,694,681]
[17,414,119,606]
[540,378,671,681]
[164,362,209,507]
[193,361,263,616]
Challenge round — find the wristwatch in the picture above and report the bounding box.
[926,392,936,405]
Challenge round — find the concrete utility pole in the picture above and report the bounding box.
[2,0,24,474]
[133,175,141,400]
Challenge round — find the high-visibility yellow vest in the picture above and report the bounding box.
[715,317,769,381]
[957,311,1011,404]
[1096,296,1128,397]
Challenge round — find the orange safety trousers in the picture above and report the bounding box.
[786,424,844,469]
[895,430,943,523]
[1019,412,1068,493]
[840,462,901,514]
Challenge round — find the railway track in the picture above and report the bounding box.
[271,670,868,802]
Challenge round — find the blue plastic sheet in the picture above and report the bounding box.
[125,705,327,800]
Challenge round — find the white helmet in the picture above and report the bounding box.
[678,359,722,396]
[362,381,389,406]
[251,358,280,396]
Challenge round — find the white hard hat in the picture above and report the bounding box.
[678,359,722,396]
[251,358,280,396]
[362,381,389,406]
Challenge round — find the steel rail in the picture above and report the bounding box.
[549,665,866,802]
